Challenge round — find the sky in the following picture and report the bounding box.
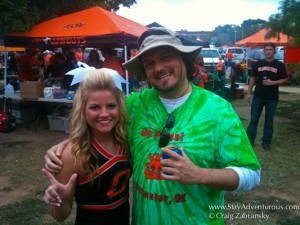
[117,0,282,31]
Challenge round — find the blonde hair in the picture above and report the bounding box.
[70,68,128,174]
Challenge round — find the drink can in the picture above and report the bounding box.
[162,145,182,159]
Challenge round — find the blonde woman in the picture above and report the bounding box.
[42,68,131,225]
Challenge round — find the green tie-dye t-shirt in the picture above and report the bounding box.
[126,84,260,225]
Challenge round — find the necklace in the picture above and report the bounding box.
[181,83,190,97]
[168,82,190,113]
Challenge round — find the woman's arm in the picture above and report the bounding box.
[43,143,78,222]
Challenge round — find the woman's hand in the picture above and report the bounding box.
[42,168,77,206]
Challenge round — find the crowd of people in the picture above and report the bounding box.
[188,48,249,100]
[2,45,245,97]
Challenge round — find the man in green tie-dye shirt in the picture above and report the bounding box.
[123,27,261,225]
[45,27,261,225]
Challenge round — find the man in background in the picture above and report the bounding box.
[246,42,288,151]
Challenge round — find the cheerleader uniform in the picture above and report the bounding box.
[75,138,132,225]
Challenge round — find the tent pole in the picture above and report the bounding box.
[3,49,8,112]
[246,47,250,84]
[4,49,8,88]
[123,44,129,96]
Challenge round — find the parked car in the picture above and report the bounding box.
[200,48,224,72]
[246,48,284,70]
[223,47,245,63]
[276,46,285,55]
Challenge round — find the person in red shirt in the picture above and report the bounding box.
[44,50,53,70]
[192,55,204,87]
[217,56,225,89]
[18,48,43,82]
[226,50,233,68]
[101,49,125,78]
[75,48,84,62]
[217,57,224,77]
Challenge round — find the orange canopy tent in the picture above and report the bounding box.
[4,6,147,48]
[0,46,24,52]
[234,28,290,47]
[4,6,148,95]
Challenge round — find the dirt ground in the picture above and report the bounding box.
[0,86,300,224]
[0,120,69,208]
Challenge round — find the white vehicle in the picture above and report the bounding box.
[276,46,285,55]
[200,48,224,72]
[223,47,245,63]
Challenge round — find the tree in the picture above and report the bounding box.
[266,0,300,46]
[213,24,237,46]
[0,0,33,35]
[0,0,136,35]
[212,20,266,46]
[241,19,267,38]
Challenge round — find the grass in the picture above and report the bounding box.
[0,198,48,225]
[223,92,300,225]
[0,124,73,224]
[0,92,299,225]
[0,198,75,225]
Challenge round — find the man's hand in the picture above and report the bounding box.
[44,139,70,174]
[160,147,200,184]
[160,147,239,191]
[245,93,252,103]
[262,79,273,86]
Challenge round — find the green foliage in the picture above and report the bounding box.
[287,63,300,81]
[266,0,300,46]
[241,19,266,37]
[0,0,34,34]
[213,19,266,46]
[0,0,137,35]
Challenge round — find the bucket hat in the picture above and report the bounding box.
[123,27,202,76]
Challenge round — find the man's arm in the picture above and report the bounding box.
[160,148,261,191]
[160,147,239,191]
[262,78,288,86]
[45,139,70,174]
[227,167,261,192]
[246,77,256,102]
